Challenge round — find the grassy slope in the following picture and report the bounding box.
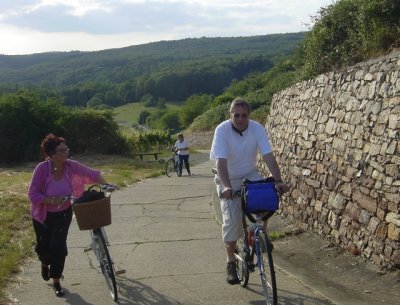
[112,102,181,133]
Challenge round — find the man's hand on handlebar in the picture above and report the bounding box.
[275,181,289,194]
[221,187,233,199]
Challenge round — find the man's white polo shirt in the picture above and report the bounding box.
[210,119,272,181]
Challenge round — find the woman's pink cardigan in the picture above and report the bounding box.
[28,159,101,223]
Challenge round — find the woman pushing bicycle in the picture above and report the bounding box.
[28,133,117,297]
[210,98,289,285]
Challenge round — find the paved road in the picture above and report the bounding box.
[5,151,400,305]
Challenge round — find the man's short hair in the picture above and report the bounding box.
[230,98,251,113]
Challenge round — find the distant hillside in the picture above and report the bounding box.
[0,33,306,105]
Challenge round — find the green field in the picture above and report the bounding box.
[112,102,181,132]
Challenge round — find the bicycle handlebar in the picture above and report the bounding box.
[60,184,118,203]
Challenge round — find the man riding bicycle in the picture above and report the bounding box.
[210,98,289,285]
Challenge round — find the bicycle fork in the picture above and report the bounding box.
[84,229,126,276]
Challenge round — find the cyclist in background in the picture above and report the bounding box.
[173,133,191,176]
[210,98,289,285]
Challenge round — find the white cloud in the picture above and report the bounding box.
[0,0,334,55]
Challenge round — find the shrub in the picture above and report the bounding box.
[0,91,128,163]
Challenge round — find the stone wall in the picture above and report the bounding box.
[263,51,400,268]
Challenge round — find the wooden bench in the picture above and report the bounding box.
[137,152,162,161]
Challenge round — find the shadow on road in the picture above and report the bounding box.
[247,287,335,305]
[116,276,183,305]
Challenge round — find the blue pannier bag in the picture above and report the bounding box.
[242,178,279,213]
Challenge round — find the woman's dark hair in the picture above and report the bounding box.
[40,133,66,160]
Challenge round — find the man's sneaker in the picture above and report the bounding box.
[226,261,240,285]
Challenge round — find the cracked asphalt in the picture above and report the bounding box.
[5,150,400,305]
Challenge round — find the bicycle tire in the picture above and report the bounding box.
[257,232,277,305]
[165,158,175,177]
[93,229,118,302]
[235,237,250,286]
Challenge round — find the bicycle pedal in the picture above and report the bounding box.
[115,269,126,276]
[83,246,92,252]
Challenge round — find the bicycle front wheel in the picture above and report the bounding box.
[235,237,250,286]
[257,232,277,305]
[165,158,175,177]
[93,229,118,302]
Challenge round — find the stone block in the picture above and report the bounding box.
[305,178,321,188]
[333,137,346,151]
[376,208,386,221]
[388,223,400,241]
[384,244,393,258]
[385,164,399,177]
[369,217,382,234]
[325,118,337,135]
[386,141,397,154]
[315,200,323,212]
[340,183,352,197]
[359,210,371,225]
[387,200,398,213]
[386,212,400,226]
[348,204,361,221]
[391,249,400,266]
[353,190,377,213]
[388,114,399,129]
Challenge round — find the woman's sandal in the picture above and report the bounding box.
[53,282,64,297]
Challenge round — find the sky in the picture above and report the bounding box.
[0,0,334,55]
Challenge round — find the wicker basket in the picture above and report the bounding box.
[72,197,111,230]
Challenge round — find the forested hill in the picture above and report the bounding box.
[0,33,305,105]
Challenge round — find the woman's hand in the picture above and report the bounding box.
[47,196,64,205]
[103,183,120,192]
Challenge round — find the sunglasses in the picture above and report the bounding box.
[232,113,249,119]
[56,147,69,153]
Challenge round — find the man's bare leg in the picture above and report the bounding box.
[226,241,237,262]
[225,240,240,284]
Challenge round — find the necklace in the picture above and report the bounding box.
[51,162,61,172]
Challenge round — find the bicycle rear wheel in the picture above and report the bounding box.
[93,229,118,302]
[165,158,175,177]
[235,237,250,286]
[257,232,277,305]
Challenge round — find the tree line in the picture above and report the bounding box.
[0,91,173,163]
[0,33,304,107]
